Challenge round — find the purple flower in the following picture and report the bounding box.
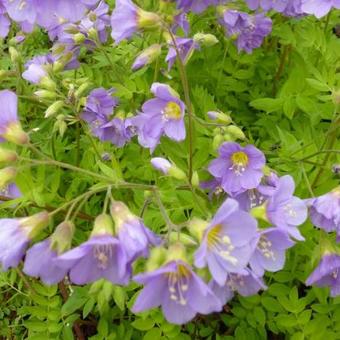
[0,3,10,38]
[249,228,294,276]
[176,0,225,13]
[308,187,340,233]
[3,0,37,25]
[210,269,266,305]
[0,183,21,201]
[111,0,160,43]
[132,260,222,324]
[23,239,67,285]
[306,254,340,297]
[232,172,279,211]
[246,0,303,17]
[200,178,225,200]
[172,13,190,35]
[102,117,134,147]
[266,175,308,241]
[56,235,130,285]
[208,142,266,196]
[23,221,75,285]
[132,44,162,71]
[0,211,49,270]
[55,214,131,285]
[22,54,55,84]
[194,198,258,286]
[151,157,172,174]
[134,83,186,152]
[220,10,272,53]
[0,90,29,145]
[111,201,161,261]
[165,37,199,70]
[301,0,340,18]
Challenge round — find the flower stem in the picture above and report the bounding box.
[167,28,195,183]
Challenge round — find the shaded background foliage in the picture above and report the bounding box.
[0,0,339,339]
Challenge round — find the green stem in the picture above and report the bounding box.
[167,28,195,183]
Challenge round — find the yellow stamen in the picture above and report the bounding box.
[164,102,182,120]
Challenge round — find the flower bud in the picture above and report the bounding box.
[0,167,17,188]
[188,218,209,241]
[193,33,219,47]
[52,52,73,73]
[207,110,232,124]
[91,213,114,237]
[88,28,99,41]
[74,83,92,98]
[225,125,246,140]
[9,47,20,64]
[151,157,186,180]
[3,121,29,145]
[132,44,162,71]
[191,171,200,187]
[34,90,57,100]
[213,134,224,150]
[137,9,161,30]
[73,33,85,44]
[50,221,75,254]
[45,100,64,118]
[0,147,17,163]
[21,211,49,239]
[40,76,56,91]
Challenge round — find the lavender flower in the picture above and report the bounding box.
[266,175,307,240]
[246,0,303,17]
[194,198,258,286]
[306,253,340,297]
[134,83,186,152]
[0,90,29,145]
[23,221,74,285]
[3,0,37,25]
[308,187,340,233]
[110,201,161,261]
[22,54,55,84]
[0,183,21,201]
[132,260,222,324]
[111,0,160,43]
[210,269,266,305]
[132,44,162,71]
[0,211,49,270]
[176,0,225,13]
[55,214,131,285]
[151,157,172,174]
[301,0,340,18]
[220,10,272,53]
[249,228,294,276]
[208,142,266,196]
[165,37,199,71]
[0,3,10,38]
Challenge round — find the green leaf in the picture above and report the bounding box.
[131,318,155,331]
[143,328,162,340]
[250,98,283,113]
[83,298,96,319]
[306,78,330,92]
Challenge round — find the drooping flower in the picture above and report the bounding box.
[220,10,272,53]
[210,269,266,305]
[134,83,186,152]
[0,90,29,145]
[233,172,279,211]
[110,201,161,261]
[246,0,303,17]
[151,157,172,174]
[194,198,258,286]
[266,175,308,241]
[0,183,21,201]
[165,37,199,70]
[111,0,161,44]
[176,0,225,13]
[23,221,74,285]
[55,214,131,285]
[132,259,222,324]
[301,0,340,18]
[132,44,162,71]
[208,142,266,196]
[308,187,340,233]
[306,253,340,297]
[249,228,294,276]
[0,211,49,270]
[22,54,55,84]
